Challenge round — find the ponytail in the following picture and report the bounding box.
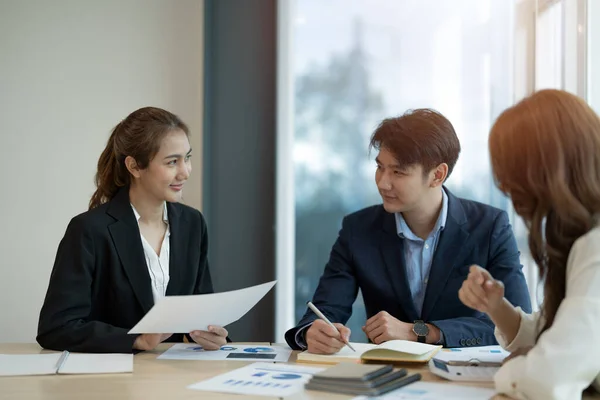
[89,124,128,209]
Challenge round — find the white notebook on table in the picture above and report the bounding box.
[0,351,133,377]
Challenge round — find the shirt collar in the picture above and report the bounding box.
[130,202,169,223]
[395,189,448,240]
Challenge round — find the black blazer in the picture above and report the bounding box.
[37,187,214,353]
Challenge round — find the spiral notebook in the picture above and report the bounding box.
[0,351,133,376]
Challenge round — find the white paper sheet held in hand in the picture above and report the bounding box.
[129,281,276,334]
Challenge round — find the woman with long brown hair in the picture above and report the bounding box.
[459,89,600,399]
[37,107,228,353]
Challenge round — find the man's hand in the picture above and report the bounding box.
[459,265,505,314]
[503,346,533,364]
[133,333,173,351]
[362,311,416,344]
[190,325,228,350]
[306,319,351,354]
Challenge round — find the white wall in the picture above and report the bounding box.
[0,0,204,343]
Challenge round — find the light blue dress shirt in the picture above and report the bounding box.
[394,189,448,317]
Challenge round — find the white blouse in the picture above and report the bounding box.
[494,226,600,400]
[131,203,170,304]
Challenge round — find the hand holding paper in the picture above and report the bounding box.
[129,281,276,334]
[189,325,228,350]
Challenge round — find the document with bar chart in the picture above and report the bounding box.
[187,362,324,397]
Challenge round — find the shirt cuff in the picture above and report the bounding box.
[294,322,313,350]
[494,307,537,352]
[436,329,445,345]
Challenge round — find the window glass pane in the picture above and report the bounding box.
[293,0,516,341]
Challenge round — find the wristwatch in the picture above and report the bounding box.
[413,320,429,343]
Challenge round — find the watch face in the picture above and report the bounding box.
[413,322,429,336]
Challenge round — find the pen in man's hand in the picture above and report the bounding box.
[306,301,356,352]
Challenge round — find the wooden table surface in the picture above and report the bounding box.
[0,342,587,400]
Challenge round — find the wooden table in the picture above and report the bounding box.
[0,343,583,399]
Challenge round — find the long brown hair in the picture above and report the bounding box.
[489,89,600,336]
[89,107,189,209]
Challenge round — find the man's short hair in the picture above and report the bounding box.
[369,108,461,180]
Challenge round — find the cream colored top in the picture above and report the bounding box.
[494,226,600,400]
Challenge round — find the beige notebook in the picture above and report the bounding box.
[0,352,133,376]
[297,340,441,365]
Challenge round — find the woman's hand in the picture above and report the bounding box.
[189,325,228,350]
[459,265,505,314]
[133,333,173,351]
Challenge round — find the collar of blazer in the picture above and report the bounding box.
[105,186,186,314]
[380,186,470,321]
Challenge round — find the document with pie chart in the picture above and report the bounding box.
[158,343,292,362]
[187,362,324,397]
[129,281,276,334]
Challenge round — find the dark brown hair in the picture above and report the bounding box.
[490,89,600,337]
[89,107,189,209]
[369,108,461,180]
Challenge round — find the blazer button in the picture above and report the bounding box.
[466,339,472,346]
[476,337,482,345]
[460,339,466,346]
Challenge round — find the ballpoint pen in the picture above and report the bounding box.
[307,301,356,352]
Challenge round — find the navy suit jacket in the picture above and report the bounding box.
[285,189,532,349]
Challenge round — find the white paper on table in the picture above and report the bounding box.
[58,353,133,374]
[158,343,292,362]
[188,362,324,397]
[129,281,276,334]
[0,354,61,376]
[352,381,496,400]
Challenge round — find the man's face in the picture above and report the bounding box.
[375,147,435,214]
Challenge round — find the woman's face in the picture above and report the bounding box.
[133,129,192,204]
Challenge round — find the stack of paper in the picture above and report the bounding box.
[0,352,133,376]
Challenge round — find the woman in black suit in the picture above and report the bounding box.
[37,107,228,353]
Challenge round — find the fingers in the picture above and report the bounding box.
[306,333,346,354]
[190,330,227,350]
[470,265,493,284]
[312,320,344,339]
[306,321,348,354]
[207,325,229,338]
[334,324,351,342]
[366,325,387,343]
[484,278,505,296]
[364,311,387,333]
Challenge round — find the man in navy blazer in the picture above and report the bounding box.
[285,109,531,353]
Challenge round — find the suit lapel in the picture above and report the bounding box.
[421,190,469,320]
[166,203,184,296]
[380,212,419,322]
[107,188,154,314]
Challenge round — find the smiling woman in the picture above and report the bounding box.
[36,107,228,354]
